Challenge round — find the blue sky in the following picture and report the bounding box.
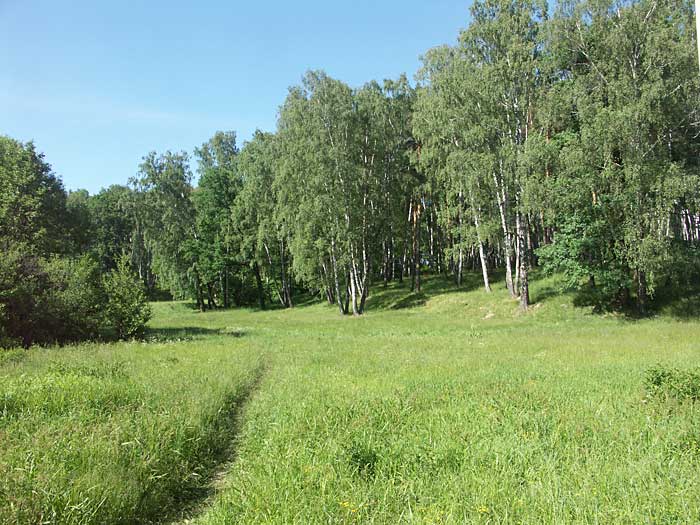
[1,0,471,193]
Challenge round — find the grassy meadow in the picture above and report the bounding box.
[2,273,700,524]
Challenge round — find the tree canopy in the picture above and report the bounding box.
[2,0,699,347]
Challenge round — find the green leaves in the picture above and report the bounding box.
[132,151,196,299]
[103,255,152,340]
[542,0,700,309]
[0,136,69,254]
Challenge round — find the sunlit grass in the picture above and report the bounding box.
[194,275,700,524]
[0,316,263,524]
[2,272,700,524]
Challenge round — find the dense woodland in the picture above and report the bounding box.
[2,0,699,347]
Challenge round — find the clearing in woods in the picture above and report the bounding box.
[2,273,700,524]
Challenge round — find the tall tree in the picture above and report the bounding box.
[131,152,199,305]
[234,131,293,309]
[0,136,69,255]
[539,0,700,311]
[194,131,240,308]
[88,185,136,273]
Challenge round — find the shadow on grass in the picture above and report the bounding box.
[541,273,700,320]
[145,326,239,342]
[649,285,700,320]
[159,361,267,524]
[664,295,700,319]
[170,269,700,320]
[365,272,485,311]
[178,290,320,314]
[260,291,319,311]
[529,283,562,305]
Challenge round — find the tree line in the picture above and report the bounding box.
[2,0,699,346]
[0,138,151,347]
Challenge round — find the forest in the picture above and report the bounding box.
[2,0,699,348]
[3,0,700,523]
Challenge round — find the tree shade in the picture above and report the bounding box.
[1,0,698,344]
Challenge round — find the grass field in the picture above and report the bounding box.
[2,273,700,524]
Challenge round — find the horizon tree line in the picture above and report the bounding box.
[2,0,699,344]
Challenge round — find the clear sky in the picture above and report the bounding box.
[1,0,471,193]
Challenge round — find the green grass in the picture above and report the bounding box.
[2,273,700,524]
[0,319,264,524]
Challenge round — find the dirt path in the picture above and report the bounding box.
[161,361,267,525]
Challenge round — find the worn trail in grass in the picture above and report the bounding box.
[185,275,700,524]
[0,317,266,524]
[2,273,700,524]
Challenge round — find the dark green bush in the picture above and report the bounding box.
[0,246,106,347]
[40,255,106,343]
[0,247,152,347]
[103,255,152,339]
[0,245,48,347]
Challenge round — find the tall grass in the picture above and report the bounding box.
[2,273,700,524]
[0,313,263,524]
[195,275,700,524]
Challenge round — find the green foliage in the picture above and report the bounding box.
[0,136,70,254]
[65,189,94,253]
[41,255,107,343]
[1,0,699,358]
[0,247,106,347]
[131,151,197,300]
[536,214,634,309]
[645,365,700,403]
[2,2,700,522]
[233,131,293,308]
[0,245,46,347]
[413,0,700,312]
[540,0,700,310]
[88,185,135,272]
[0,247,152,347]
[276,71,417,313]
[103,255,152,339]
[193,131,240,309]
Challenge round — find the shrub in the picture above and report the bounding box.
[103,255,152,339]
[40,255,106,343]
[0,247,107,347]
[0,245,48,347]
[0,319,19,349]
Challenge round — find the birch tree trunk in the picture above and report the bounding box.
[469,188,491,292]
[410,198,422,293]
[514,211,521,294]
[349,261,360,316]
[493,169,516,297]
[330,240,345,315]
[253,262,265,310]
[517,211,530,310]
